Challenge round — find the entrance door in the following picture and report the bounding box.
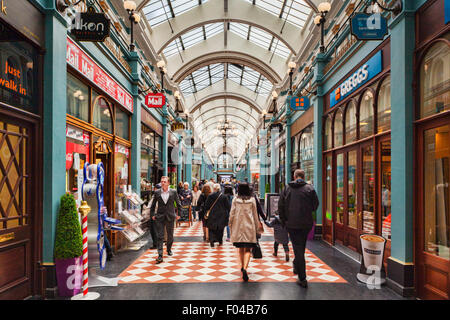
[93,137,113,216]
[0,115,34,299]
[417,121,450,300]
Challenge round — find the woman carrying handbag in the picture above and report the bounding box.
[228,183,264,282]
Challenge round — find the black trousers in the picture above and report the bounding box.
[209,227,224,244]
[155,219,174,256]
[274,242,289,254]
[148,218,157,247]
[287,228,310,281]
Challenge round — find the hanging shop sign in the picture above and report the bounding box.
[290,96,310,111]
[330,50,382,108]
[66,37,133,112]
[171,122,185,132]
[70,7,110,42]
[446,0,450,24]
[350,13,388,41]
[145,92,166,108]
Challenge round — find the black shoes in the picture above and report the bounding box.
[242,269,249,282]
[167,250,173,256]
[285,254,290,262]
[293,266,298,275]
[156,256,163,264]
[296,279,308,288]
[272,252,277,257]
[210,242,214,248]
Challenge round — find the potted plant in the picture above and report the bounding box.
[54,193,83,297]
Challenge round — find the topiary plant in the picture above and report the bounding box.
[54,193,83,260]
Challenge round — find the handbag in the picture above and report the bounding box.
[205,193,222,220]
[252,241,263,259]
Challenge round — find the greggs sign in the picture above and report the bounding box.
[66,37,133,112]
[330,51,382,108]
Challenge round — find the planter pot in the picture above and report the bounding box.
[55,256,83,297]
[307,221,316,241]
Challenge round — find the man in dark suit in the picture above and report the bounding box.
[150,176,181,263]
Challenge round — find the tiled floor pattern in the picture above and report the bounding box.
[119,241,346,284]
[174,220,274,237]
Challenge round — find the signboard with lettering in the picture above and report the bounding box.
[330,51,382,108]
[66,37,133,112]
[290,96,310,111]
[446,0,450,24]
[71,8,111,42]
[350,13,388,41]
[145,93,166,108]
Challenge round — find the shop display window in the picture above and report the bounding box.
[336,153,344,224]
[334,110,343,147]
[360,90,374,139]
[115,143,129,211]
[115,107,130,140]
[67,74,89,122]
[325,155,333,222]
[345,101,357,144]
[292,135,299,163]
[92,92,113,134]
[377,76,391,133]
[420,41,450,119]
[299,126,314,184]
[324,117,332,150]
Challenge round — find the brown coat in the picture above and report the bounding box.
[229,197,261,244]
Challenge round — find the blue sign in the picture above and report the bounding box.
[330,51,382,108]
[446,0,450,24]
[290,96,310,111]
[350,13,388,40]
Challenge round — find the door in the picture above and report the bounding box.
[0,115,34,299]
[417,121,450,300]
[93,137,113,216]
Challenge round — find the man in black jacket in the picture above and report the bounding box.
[278,169,319,288]
[150,176,181,263]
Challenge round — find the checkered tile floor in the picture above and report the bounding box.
[118,241,346,284]
[174,220,274,237]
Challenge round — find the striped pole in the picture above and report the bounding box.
[81,213,89,296]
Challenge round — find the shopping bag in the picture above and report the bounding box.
[252,241,263,259]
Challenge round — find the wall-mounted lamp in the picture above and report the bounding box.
[271,90,278,117]
[368,0,402,16]
[123,1,140,52]
[56,0,84,13]
[157,59,167,91]
[314,2,332,53]
[288,60,297,95]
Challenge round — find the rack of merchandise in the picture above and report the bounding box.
[116,185,148,250]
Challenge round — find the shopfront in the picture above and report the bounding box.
[140,106,163,198]
[65,37,133,246]
[322,42,391,257]
[414,0,450,300]
[0,0,45,299]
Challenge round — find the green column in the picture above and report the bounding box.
[389,9,415,264]
[312,53,327,225]
[128,52,141,192]
[162,105,168,176]
[259,129,267,199]
[246,149,251,182]
[42,12,69,263]
[285,100,292,184]
[200,151,205,180]
[270,126,278,194]
[177,136,182,184]
[185,131,192,186]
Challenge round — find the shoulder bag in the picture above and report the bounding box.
[205,193,222,220]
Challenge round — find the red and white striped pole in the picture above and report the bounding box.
[81,211,89,296]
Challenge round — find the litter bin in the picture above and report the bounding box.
[356,234,386,286]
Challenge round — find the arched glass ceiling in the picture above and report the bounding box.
[243,0,312,29]
[179,63,273,97]
[143,0,209,28]
[161,22,293,60]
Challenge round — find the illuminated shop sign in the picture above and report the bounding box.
[330,51,382,108]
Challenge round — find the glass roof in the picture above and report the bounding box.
[143,0,209,28]
[243,0,312,29]
[179,63,273,97]
[228,22,291,59]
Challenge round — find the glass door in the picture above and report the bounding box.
[360,142,375,236]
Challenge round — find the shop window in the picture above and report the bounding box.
[381,140,391,240]
[420,42,450,119]
[115,107,130,140]
[325,155,333,222]
[334,110,343,147]
[299,126,314,184]
[324,117,332,150]
[376,76,391,133]
[423,125,450,260]
[359,90,374,139]
[292,135,299,163]
[345,101,357,144]
[347,150,357,229]
[67,74,89,122]
[92,94,113,134]
[336,153,344,224]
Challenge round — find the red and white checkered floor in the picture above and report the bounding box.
[174,220,274,237]
[118,240,346,284]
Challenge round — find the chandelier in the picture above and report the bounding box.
[215,118,237,138]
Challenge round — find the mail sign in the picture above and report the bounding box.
[330,51,382,108]
[350,13,388,41]
[145,93,165,108]
[290,96,310,111]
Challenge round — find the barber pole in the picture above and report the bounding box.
[82,214,89,296]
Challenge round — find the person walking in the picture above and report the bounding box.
[223,184,234,241]
[191,185,202,221]
[278,169,319,288]
[229,183,264,282]
[204,184,231,247]
[264,214,290,261]
[197,183,212,241]
[148,183,162,249]
[150,176,181,264]
[177,181,183,196]
[179,182,192,222]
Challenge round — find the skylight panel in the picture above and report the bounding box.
[143,0,208,28]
